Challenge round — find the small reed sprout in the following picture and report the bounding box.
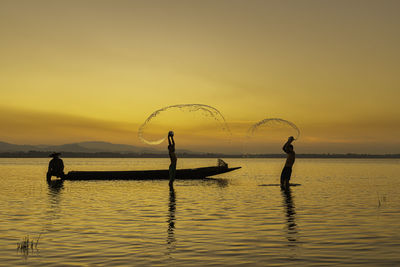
[377,192,387,208]
[17,234,41,252]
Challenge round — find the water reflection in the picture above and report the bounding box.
[47,179,64,207]
[166,185,176,255]
[281,187,298,245]
[45,179,64,231]
[47,179,64,196]
[205,178,229,188]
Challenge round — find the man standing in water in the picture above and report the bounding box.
[168,131,177,187]
[281,136,295,189]
[47,152,65,182]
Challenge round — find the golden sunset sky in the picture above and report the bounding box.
[1,0,399,153]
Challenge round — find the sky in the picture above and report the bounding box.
[0,0,399,154]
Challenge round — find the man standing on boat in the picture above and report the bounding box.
[168,131,177,186]
[281,136,295,189]
[47,152,65,182]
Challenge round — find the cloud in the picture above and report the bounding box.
[0,106,138,145]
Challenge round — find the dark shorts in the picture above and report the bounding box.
[280,166,292,184]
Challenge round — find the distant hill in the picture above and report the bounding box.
[0,141,162,154]
[0,141,38,152]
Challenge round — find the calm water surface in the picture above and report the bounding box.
[0,158,399,266]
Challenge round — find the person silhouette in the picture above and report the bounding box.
[168,131,177,186]
[281,136,295,189]
[47,152,65,182]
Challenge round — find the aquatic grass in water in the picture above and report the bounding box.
[17,234,41,254]
[377,192,387,208]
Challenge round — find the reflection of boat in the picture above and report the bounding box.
[63,166,241,181]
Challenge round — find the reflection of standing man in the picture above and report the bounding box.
[167,185,176,250]
[281,187,298,244]
[281,136,295,189]
[168,131,177,187]
[47,153,65,182]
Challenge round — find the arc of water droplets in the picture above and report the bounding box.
[247,118,300,140]
[138,104,231,145]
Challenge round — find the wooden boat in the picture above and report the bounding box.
[63,166,241,181]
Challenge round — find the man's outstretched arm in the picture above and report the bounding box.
[282,136,294,153]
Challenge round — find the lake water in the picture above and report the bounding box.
[0,158,399,266]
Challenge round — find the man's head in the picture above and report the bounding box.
[49,152,61,158]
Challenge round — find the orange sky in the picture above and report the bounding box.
[0,0,399,153]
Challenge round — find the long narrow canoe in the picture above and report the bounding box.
[63,166,241,181]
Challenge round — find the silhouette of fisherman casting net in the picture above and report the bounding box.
[242,118,300,155]
[138,104,231,145]
[247,118,300,140]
